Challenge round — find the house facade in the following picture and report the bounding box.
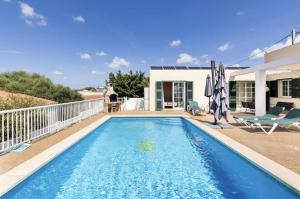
[264,43,300,108]
[147,43,300,112]
[148,66,250,111]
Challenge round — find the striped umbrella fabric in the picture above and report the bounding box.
[212,63,229,123]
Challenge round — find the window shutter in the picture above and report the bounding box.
[269,80,278,97]
[229,81,237,111]
[292,78,300,98]
[155,81,163,110]
[186,82,193,109]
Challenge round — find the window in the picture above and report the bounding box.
[236,81,255,108]
[282,80,292,97]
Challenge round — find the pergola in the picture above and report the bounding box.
[230,55,300,116]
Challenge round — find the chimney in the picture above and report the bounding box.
[291,29,296,45]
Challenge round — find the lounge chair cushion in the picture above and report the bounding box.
[188,101,205,113]
[234,114,276,121]
[267,106,284,116]
[235,106,285,121]
[188,101,198,108]
[252,117,300,125]
[285,108,300,119]
[276,102,294,111]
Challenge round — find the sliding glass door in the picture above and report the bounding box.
[173,82,185,109]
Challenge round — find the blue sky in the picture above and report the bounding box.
[1,0,300,88]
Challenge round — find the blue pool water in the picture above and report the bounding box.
[3,117,299,198]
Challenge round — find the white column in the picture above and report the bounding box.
[144,87,149,111]
[255,70,266,116]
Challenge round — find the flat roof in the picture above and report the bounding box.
[231,55,300,76]
[150,66,249,70]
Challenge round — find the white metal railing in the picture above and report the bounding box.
[0,98,104,153]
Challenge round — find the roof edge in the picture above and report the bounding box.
[150,66,249,70]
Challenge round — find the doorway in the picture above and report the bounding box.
[173,82,185,109]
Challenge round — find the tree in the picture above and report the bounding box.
[52,84,83,103]
[106,70,149,97]
[82,86,97,92]
[0,71,83,103]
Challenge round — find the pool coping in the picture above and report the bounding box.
[0,114,299,196]
[186,117,300,194]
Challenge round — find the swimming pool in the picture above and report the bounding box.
[2,117,299,198]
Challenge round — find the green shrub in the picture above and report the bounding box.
[0,71,83,103]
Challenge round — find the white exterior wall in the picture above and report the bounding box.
[267,71,300,108]
[144,87,150,111]
[149,69,242,111]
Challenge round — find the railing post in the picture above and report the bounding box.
[1,113,4,151]
[7,113,10,148]
[27,110,30,142]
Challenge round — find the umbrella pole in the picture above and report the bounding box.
[211,60,217,125]
[208,97,211,113]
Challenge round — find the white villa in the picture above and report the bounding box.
[147,42,300,115]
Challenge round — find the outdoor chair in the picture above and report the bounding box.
[276,101,294,111]
[241,101,249,112]
[187,101,206,116]
[247,108,300,135]
[240,101,255,112]
[110,103,119,112]
[248,102,255,112]
[234,106,285,127]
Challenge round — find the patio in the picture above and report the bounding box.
[192,113,300,174]
[0,111,299,176]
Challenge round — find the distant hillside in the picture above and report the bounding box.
[0,90,56,104]
[0,90,56,111]
[0,71,83,103]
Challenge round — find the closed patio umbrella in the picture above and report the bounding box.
[204,74,212,113]
[212,63,229,125]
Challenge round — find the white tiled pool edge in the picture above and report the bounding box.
[0,115,111,197]
[186,118,300,194]
[0,114,299,196]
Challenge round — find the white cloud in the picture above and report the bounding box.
[176,53,199,64]
[236,11,245,16]
[91,70,105,75]
[73,16,85,23]
[201,54,209,59]
[231,64,241,67]
[170,39,182,47]
[265,35,300,53]
[3,0,12,3]
[80,53,92,60]
[248,35,300,59]
[201,54,211,63]
[19,2,47,26]
[95,51,106,57]
[107,56,130,68]
[218,42,233,52]
[249,48,264,59]
[51,70,63,75]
